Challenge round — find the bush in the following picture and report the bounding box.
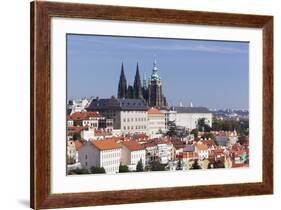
[119,164,129,173]
[90,166,106,174]
[190,160,201,170]
[176,158,182,170]
[150,160,166,171]
[68,168,89,175]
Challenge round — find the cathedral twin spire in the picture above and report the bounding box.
[133,63,143,99]
[117,62,143,99]
[117,59,167,108]
[117,62,127,99]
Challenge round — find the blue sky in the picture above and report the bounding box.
[67,34,249,109]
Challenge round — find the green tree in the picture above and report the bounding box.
[190,160,201,170]
[68,168,89,175]
[136,159,144,172]
[72,132,81,140]
[176,158,182,170]
[197,118,211,132]
[90,166,106,174]
[191,129,198,138]
[201,132,215,140]
[167,121,177,137]
[119,164,129,173]
[150,160,166,171]
[213,160,225,168]
[238,135,248,145]
[212,119,223,131]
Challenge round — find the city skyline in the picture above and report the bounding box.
[67,34,249,109]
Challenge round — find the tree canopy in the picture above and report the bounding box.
[136,159,144,172]
[119,164,129,173]
[90,166,106,174]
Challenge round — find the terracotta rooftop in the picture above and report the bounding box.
[91,139,121,150]
[68,111,100,120]
[148,107,164,115]
[195,143,209,150]
[122,140,145,151]
[95,130,112,135]
[181,152,198,159]
[200,139,217,147]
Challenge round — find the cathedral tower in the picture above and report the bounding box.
[148,58,167,108]
[133,63,143,99]
[117,62,127,99]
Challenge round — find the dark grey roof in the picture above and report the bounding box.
[183,145,195,152]
[171,106,211,113]
[215,136,229,146]
[87,98,148,111]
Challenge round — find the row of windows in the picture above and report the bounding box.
[122,111,145,114]
[102,159,119,166]
[105,165,119,173]
[123,125,147,130]
[149,122,165,125]
[102,152,120,159]
[123,118,147,122]
[131,153,144,160]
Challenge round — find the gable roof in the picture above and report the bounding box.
[91,139,121,150]
[122,140,145,151]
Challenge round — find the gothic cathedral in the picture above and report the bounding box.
[117,59,167,108]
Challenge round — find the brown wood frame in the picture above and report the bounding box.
[30,1,273,209]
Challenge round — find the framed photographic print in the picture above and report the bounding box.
[30,1,273,209]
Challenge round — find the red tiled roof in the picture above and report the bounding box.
[91,139,121,150]
[68,111,100,120]
[122,140,145,151]
[195,144,208,150]
[148,107,164,115]
[180,152,198,159]
[95,130,112,135]
[200,139,217,147]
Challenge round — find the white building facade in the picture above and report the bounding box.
[147,107,166,138]
[120,140,146,171]
[195,144,209,160]
[144,140,173,164]
[87,98,149,135]
[78,139,122,174]
[171,107,212,130]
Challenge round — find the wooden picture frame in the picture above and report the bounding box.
[30,1,273,209]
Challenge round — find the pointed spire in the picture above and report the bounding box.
[117,62,127,99]
[133,62,143,99]
[151,56,160,81]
